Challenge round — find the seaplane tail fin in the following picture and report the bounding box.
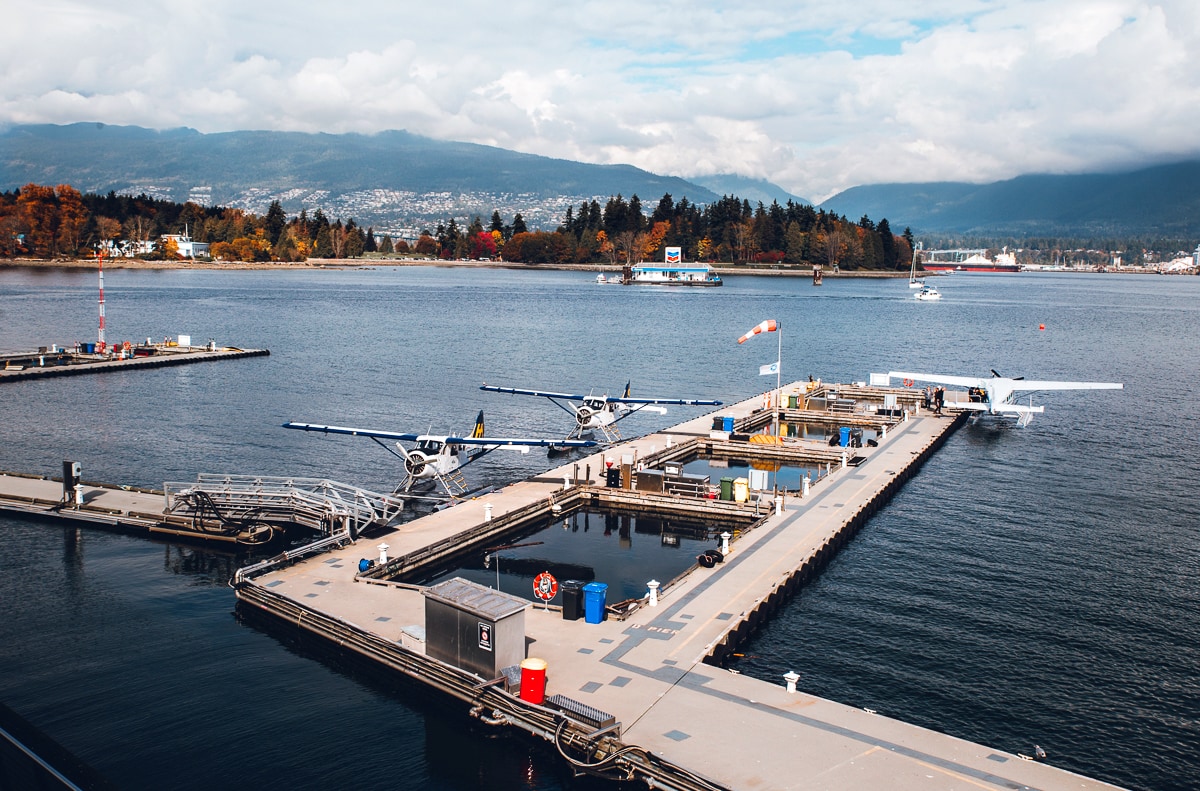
[623,380,631,399]
[470,410,485,438]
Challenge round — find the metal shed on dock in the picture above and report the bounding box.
[423,578,528,681]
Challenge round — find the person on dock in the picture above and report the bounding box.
[934,387,945,415]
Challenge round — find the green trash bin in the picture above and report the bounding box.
[719,476,734,501]
[788,394,798,409]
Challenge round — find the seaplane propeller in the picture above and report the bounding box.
[404,451,431,477]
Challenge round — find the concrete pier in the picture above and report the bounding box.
[231,383,1125,791]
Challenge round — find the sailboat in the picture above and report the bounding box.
[909,242,925,288]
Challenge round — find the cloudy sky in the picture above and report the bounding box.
[4,0,1198,200]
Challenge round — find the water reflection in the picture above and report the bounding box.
[422,508,722,602]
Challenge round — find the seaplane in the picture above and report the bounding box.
[479,382,722,448]
[283,411,596,501]
[888,370,1123,427]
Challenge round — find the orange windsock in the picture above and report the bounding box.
[737,319,778,344]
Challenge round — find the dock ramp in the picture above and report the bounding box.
[164,474,405,536]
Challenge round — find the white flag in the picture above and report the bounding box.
[759,362,779,376]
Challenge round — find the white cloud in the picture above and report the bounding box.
[3,0,1200,201]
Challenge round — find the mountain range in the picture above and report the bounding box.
[819,162,1200,238]
[2,123,1197,237]
[0,123,723,231]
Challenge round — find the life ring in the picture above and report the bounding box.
[533,571,559,601]
[903,378,914,387]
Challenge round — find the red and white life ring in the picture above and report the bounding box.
[533,571,559,601]
[903,378,914,387]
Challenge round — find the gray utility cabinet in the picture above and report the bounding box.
[423,577,528,680]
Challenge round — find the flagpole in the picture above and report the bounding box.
[775,322,782,433]
[776,321,782,406]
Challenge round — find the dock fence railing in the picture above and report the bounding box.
[232,528,354,585]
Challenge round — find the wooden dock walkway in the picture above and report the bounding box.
[0,345,269,382]
[233,384,1125,791]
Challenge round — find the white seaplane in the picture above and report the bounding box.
[283,411,596,500]
[889,370,1123,427]
[480,382,722,447]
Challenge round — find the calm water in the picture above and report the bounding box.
[1,266,1197,790]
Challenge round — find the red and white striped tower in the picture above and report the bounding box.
[97,249,106,347]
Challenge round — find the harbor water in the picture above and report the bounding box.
[1,265,1197,790]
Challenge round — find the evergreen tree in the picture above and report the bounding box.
[364,227,377,253]
[264,200,287,245]
[379,235,394,254]
[628,194,644,233]
[651,193,675,224]
[511,213,527,235]
[877,218,896,268]
[314,226,333,258]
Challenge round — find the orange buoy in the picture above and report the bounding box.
[1039,324,1045,330]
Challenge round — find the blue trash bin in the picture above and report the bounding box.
[583,582,608,624]
[721,416,734,432]
[838,426,850,447]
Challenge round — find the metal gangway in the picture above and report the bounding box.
[164,474,406,536]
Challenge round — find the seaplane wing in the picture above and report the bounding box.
[283,422,421,442]
[888,372,1123,394]
[609,396,723,406]
[1005,380,1125,392]
[282,422,594,449]
[480,385,589,401]
[888,372,986,389]
[480,384,721,407]
[437,436,596,449]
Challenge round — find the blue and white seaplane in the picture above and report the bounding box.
[283,411,595,500]
[480,382,722,448]
[888,370,1123,427]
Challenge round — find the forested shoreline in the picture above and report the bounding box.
[1,184,916,270]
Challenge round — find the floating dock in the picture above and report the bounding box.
[0,342,269,382]
[226,382,1124,791]
[0,472,401,545]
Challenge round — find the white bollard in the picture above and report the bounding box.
[647,579,660,607]
[802,475,810,497]
[841,452,847,469]
[484,503,493,521]
[904,409,910,422]
[563,476,571,490]
[783,670,800,693]
[666,436,673,448]
[377,543,389,564]
[720,531,731,555]
[774,495,784,514]
[881,425,887,440]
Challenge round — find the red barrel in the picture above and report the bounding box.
[519,658,547,704]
